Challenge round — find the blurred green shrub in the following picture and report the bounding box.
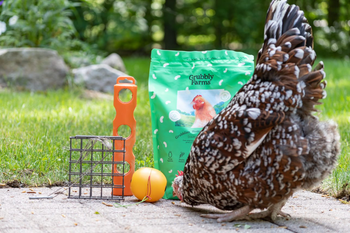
[0,0,82,50]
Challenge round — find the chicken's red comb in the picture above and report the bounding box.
[192,95,202,101]
[176,170,184,177]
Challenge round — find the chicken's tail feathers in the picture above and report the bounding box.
[299,117,340,190]
[257,0,314,67]
[265,0,313,45]
[297,61,327,117]
[253,0,320,114]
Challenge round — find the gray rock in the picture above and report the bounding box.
[72,64,132,93]
[0,48,69,91]
[101,53,126,72]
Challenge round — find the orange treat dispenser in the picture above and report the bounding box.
[113,76,136,196]
[130,167,167,202]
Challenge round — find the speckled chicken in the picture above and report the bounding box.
[172,0,340,222]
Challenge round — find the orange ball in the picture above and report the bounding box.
[130,167,167,202]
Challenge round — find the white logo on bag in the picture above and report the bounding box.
[169,110,181,122]
[220,90,231,102]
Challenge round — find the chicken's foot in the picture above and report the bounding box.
[248,209,290,221]
[200,205,253,222]
[249,200,290,221]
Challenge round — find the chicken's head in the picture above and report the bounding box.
[191,95,205,110]
[172,170,184,201]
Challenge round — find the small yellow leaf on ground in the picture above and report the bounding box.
[340,200,350,204]
[74,223,78,226]
[22,191,26,193]
[62,214,66,218]
[29,188,34,191]
[279,226,288,229]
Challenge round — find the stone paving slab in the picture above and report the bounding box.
[1,188,350,233]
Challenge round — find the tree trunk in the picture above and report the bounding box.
[100,0,114,48]
[142,0,154,53]
[328,0,340,26]
[214,0,224,48]
[163,0,178,49]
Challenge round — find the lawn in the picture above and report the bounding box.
[0,57,153,186]
[0,57,349,198]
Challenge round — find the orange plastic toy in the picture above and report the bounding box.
[112,76,137,196]
[130,167,167,202]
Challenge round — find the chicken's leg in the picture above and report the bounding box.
[248,200,290,221]
[201,206,253,222]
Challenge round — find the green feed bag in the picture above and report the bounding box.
[148,49,254,199]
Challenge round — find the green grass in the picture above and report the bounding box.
[316,58,350,196]
[0,56,153,186]
[0,56,349,198]
[0,87,153,185]
[175,114,196,127]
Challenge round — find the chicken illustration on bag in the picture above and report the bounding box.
[191,95,216,128]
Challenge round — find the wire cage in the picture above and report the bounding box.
[68,135,126,200]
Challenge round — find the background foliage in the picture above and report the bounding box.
[0,0,349,196]
[1,0,350,57]
[0,0,83,50]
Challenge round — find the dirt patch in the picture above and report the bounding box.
[335,185,350,202]
[6,180,23,188]
[312,187,329,195]
[48,181,69,187]
[313,185,350,202]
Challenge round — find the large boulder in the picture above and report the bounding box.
[0,48,69,91]
[73,64,131,93]
[101,53,126,73]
